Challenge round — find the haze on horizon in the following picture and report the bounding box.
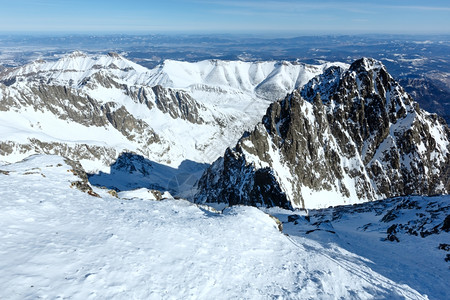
[0,0,449,35]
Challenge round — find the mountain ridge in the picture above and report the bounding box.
[0,52,344,177]
[195,58,449,209]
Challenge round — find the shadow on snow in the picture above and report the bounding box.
[88,152,209,199]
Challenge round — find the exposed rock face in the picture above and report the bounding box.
[0,140,119,167]
[101,102,160,142]
[195,58,450,209]
[0,79,162,166]
[195,148,290,208]
[151,85,205,124]
[28,85,106,127]
[64,157,99,197]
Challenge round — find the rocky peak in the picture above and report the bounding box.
[68,50,87,58]
[195,58,449,209]
[349,57,385,72]
[107,52,121,58]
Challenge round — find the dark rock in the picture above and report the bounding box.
[386,224,400,242]
[442,215,450,232]
[269,215,283,232]
[87,190,101,198]
[306,229,336,234]
[102,102,160,143]
[381,210,399,223]
[387,234,400,242]
[387,224,398,235]
[288,215,300,222]
[152,85,205,124]
[438,243,450,251]
[65,158,99,197]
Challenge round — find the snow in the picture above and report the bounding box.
[147,59,348,102]
[1,54,448,298]
[0,154,437,299]
[0,108,142,173]
[4,51,150,87]
[300,186,352,209]
[266,195,450,300]
[88,153,208,198]
[118,188,160,201]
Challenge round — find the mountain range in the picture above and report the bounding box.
[0,51,348,197]
[0,51,346,169]
[1,53,449,208]
[0,51,449,299]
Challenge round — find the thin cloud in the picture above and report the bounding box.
[194,0,373,13]
[194,0,450,13]
[22,0,66,6]
[382,5,450,12]
[209,9,284,17]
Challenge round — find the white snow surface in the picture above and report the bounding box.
[0,154,440,299]
[148,59,348,99]
[3,51,150,87]
[2,52,348,94]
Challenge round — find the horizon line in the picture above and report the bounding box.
[0,30,450,37]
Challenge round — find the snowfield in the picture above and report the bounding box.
[1,155,447,299]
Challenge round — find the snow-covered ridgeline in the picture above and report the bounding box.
[2,52,348,97]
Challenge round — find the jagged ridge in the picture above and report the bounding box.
[195,58,450,209]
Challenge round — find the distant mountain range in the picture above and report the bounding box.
[1,34,449,124]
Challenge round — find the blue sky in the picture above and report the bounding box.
[0,0,449,34]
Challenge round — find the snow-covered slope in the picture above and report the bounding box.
[264,194,450,300]
[1,51,151,86]
[1,154,445,299]
[0,52,344,177]
[147,59,347,100]
[195,58,450,209]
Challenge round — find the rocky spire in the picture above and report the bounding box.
[195,58,449,209]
